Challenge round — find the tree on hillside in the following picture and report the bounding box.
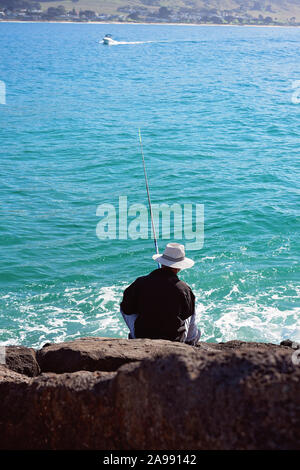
[158,6,171,18]
[46,5,65,17]
[128,11,139,20]
[264,15,273,23]
[79,9,96,18]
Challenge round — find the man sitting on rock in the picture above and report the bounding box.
[120,243,201,345]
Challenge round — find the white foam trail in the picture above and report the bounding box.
[115,40,156,45]
[104,40,157,46]
[100,39,174,46]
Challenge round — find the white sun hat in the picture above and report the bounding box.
[153,243,195,270]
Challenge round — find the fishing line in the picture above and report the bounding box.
[138,129,160,266]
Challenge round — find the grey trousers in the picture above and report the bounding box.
[120,308,201,346]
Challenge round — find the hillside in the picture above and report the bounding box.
[38,0,300,23]
[1,0,300,24]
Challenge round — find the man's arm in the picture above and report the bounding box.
[120,278,140,316]
[185,313,201,345]
[120,308,137,338]
[180,285,195,321]
[181,286,201,345]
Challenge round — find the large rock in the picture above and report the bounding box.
[36,337,194,373]
[0,365,117,450]
[36,337,293,374]
[0,340,299,450]
[5,346,40,377]
[0,365,31,447]
[114,347,300,450]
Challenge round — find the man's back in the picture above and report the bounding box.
[120,268,195,341]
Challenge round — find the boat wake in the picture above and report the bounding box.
[100,39,207,47]
[101,40,157,46]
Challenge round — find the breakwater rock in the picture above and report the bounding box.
[0,338,299,450]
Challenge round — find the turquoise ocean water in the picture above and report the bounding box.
[0,23,299,348]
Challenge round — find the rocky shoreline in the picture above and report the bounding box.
[0,337,299,450]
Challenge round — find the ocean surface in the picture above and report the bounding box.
[0,22,299,348]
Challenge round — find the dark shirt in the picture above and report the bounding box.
[120,268,195,342]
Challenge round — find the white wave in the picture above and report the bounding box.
[1,281,299,348]
[192,282,300,344]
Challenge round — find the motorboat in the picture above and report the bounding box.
[102,34,116,45]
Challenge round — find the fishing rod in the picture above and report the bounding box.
[138,129,160,267]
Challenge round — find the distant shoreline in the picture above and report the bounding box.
[0,20,299,28]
